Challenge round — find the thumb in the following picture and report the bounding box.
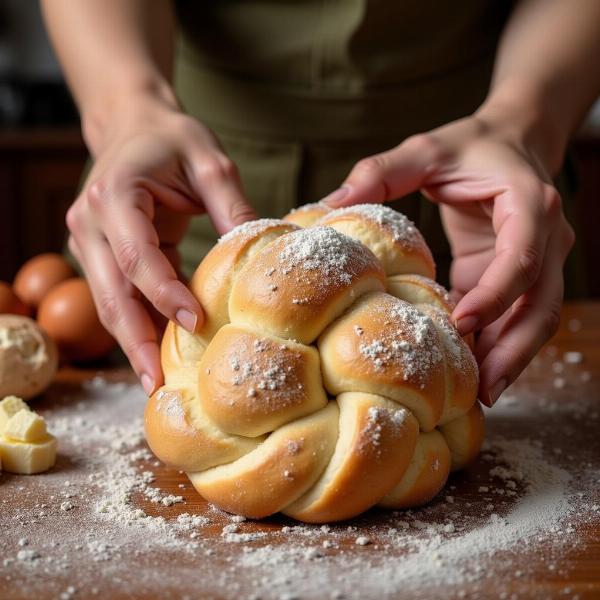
[322,134,443,208]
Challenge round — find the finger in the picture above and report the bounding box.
[448,247,495,303]
[161,244,182,273]
[452,183,560,336]
[141,295,169,339]
[79,231,164,394]
[473,311,511,367]
[449,288,464,306]
[68,235,84,269]
[321,133,447,208]
[88,181,203,333]
[186,153,256,234]
[478,225,572,407]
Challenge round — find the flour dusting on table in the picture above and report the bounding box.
[0,351,598,599]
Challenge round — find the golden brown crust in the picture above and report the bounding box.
[283,393,419,522]
[283,202,332,227]
[190,219,299,344]
[188,402,339,519]
[417,305,479,425]
[144,210,483,523]
[318,293,445,431]
[318,204,436,278]
[386,275,475,351]
[147,319,262,472]
[439,401,486,471]
[144,387,262,472]
[379,430,451,509]
[160,321,206,380]
[198,324,327,437]
[229,227,386,344]
[387,274,455,313]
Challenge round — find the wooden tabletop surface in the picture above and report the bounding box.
[0,302,599,600]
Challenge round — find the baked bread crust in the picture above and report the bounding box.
[378,429,451,509]
[145,206,484,522]
[283,201,332,228]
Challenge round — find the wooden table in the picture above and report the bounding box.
[1,302,599,600]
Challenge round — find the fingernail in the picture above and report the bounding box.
[454,315,478,335]
[176,308,197,333]
[488,378,507,406]
[141,373,156,395]
[321,185,351,207]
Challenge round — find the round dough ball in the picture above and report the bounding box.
[37,278,116,361]
[0,315,58,400]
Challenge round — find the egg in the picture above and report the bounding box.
[13,253,75,310]
[0,282,30,316]
[37,278,116,361]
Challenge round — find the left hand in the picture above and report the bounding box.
[322,109,575,406]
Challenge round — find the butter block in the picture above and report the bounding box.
[4,409,47,443]
[0,434,57,474]
[0,396,31,433]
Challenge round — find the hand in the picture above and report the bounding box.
[66,97,256,393]
[323,108,575,406]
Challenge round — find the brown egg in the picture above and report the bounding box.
[37,278,116,361]
[0,281,30,316]
[13,253,75,310]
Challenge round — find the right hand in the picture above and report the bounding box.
[66,97,256,394]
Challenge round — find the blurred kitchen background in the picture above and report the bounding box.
[1,2,599,297]
[0,1,83,285]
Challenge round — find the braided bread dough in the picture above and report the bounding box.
[145,204,484,523]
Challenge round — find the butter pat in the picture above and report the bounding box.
[0,434,57,475]
[4,409,47,443]
[0,395,57,475]
[0,395,30,433]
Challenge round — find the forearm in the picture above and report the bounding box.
[478,0,600,175]
[41,0,177,154]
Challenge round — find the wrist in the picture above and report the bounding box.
[476,78,569,177]
[81,76,180,156]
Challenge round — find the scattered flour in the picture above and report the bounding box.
[320,204,424,249]
[278,226,379,286]
[563,352,583,365]
[359,404,409,455]
[0,359,597,599]
[358,295,443,383]
[218,218,291,245]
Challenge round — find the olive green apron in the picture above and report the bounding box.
[173,0,586,296]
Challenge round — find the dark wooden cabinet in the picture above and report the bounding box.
[570,129,600,298]
[0,128,88,281]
